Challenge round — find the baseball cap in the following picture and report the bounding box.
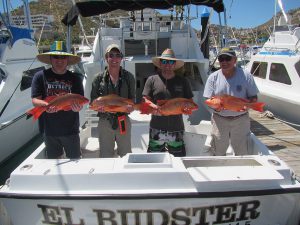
[219,47,236,57]
[105,44,121,54]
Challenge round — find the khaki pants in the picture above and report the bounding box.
[211,113,250,156]
[97,115,132,158]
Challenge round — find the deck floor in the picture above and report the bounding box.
[250,110,300,180]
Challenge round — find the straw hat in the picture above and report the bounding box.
[37,41,81,65]
[152,48,184,70]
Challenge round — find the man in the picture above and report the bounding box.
[203,47,259,156]
[142,48,193,157]
[31,40,84,159]
[90,44,136,158]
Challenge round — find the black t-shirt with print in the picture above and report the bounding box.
[31,68,84,136]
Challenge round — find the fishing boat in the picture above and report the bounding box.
[245,16,300,128]
[1,1,300,224]
[0,0,45,164]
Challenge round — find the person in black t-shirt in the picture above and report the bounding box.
[31,41,84,159]
[142,48,193,157]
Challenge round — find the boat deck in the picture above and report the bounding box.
[250,110,300,180]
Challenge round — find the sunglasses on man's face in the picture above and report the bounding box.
[52,55,68,60]
[108,53,122,58]
[218,55,233,62]
[160,59,175,65]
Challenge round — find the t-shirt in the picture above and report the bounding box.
[203,67,259,117]
[142,74,193,131]
[31,68,84,136]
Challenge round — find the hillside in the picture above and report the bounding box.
[13,0,300,45]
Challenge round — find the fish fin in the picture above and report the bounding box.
[156,100,168,106]
[26,107,45,121]
[250,102,265,112]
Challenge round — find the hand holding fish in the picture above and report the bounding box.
[46,105,58,113]
[71,101,83,112]
[205,95,265,112]
[27,93,89,121]
[89,94,138,113]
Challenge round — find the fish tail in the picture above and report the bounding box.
[139,102,155,114]
[26,107,45,121]
[250,102,265,112]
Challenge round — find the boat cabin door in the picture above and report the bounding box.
[135,62,157,103]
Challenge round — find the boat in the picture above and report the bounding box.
[245,16,300,128]
[0,0,45,164]
[1,1,300,224]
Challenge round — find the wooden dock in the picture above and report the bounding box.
[250,110,300,180]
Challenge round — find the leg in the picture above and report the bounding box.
[148,128,166,153]
[44,135,64,159]
[166,130,186,157]
[210,114,230,156]
[230,114,251,155]
[116,116,132,157]
[98,118,115,158]
[61,134,81,159]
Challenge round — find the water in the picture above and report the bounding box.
[0,135,43,185]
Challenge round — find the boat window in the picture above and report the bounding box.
[295,60,300,78]
[269,63,291,85]
[20,66,45,91]
[251,61,267,79]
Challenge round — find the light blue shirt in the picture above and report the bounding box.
[203,67,259,117]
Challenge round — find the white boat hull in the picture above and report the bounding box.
[0,113,39,164]
[1,193,300,225]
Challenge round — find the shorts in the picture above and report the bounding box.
[44,134,81,159]
[148,128,186,157]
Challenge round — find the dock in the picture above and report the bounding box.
[250,110,300,180]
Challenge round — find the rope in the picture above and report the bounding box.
[260,110,300,128]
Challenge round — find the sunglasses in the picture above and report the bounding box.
[160,59,175,65]
[108,53,122,58]
[52,55,67,60]
[218,55,232,62]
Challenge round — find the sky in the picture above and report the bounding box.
[3,0,300,29]
[193,0,300,29]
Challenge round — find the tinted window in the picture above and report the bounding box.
[269,63,291,85]
[251,61,267,79]
[20,66,45,91]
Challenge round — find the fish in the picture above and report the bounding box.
[204,94,265,112]
[27,93,89,121]
[89,94,140,113]
[140,98,198,116]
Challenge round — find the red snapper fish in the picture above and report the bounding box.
[27,93,89,121]
[89,94,140,113]
[140,98,198,116]
[205,94,265,112]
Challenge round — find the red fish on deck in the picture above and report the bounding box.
[89,94,140,113]
[27,93,89,121]
[140,98,198,116]
[205,94,265,112]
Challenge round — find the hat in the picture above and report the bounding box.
[37,41,81,65]
[152,48,184,70]
[105,44,122,54]
[219,47,236,57]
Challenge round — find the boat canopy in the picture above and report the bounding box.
[62,0,224,26]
